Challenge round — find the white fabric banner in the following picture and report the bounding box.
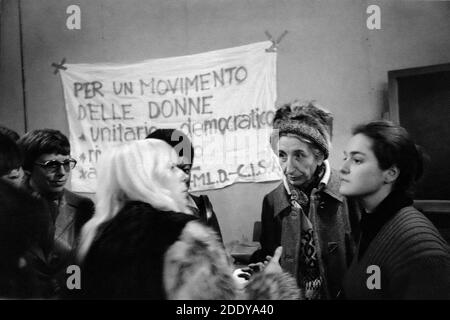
[60,41,282,193]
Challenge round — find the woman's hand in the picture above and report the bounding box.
[241,246,283,276]
[263,246,283,274]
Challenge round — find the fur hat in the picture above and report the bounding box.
[271,100,333,159]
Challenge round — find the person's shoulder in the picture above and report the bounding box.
[96,202,197,254]
[393,206,443,236]
[118,201,196,228]
[64,189,94,207]
[386,206,449,254]
[260,182,289,218]
[87,204,154,260]
[265,182,285,201]
[94,202,158,246]
[63,190,94,224]
[164,207,198,226]
[393,206,436,230]
[116,201,158,220]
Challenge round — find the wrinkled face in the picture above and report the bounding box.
[1,167,25,188]
[339,133,389,198]
[30,153,72,194]
[278,135,323,188]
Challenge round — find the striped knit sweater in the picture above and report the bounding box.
[343,206,450,299]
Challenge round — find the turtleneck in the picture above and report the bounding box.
[358,189,413,259]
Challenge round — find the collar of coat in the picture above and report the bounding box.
[273,160,344,217]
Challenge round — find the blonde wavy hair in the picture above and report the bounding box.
[77,139,188,261]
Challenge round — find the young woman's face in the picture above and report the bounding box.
[339,133,389,199]
[278,135,322,188]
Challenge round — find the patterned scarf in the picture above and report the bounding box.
[285,164,325,299]
[285,163,325,212]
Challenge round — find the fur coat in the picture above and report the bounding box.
[164,215,300,300]
[79,201,300,300]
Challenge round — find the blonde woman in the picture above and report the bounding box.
[77,139,197,299]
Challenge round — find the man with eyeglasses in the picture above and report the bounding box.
[18,129,94,297]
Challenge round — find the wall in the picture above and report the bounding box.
[0,0,25,133]
[1,0,450,245]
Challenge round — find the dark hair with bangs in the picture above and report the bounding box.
[18,129,70,171]
[0,134,23,176]
[146,128,194,164]
[352,120,423,195]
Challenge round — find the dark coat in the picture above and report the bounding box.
[54,189,95,251]
[0,180,50,298]
[251,169,360,299]
[191,194,223,242]
[22,188,94,298]
[343,206,450,299]
[79,201,301,300]
[79,201,196,300]
[22,185,95,252]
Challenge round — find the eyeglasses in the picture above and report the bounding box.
[34,158,77,172]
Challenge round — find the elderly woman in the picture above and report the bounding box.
[250,100,359,300]
[339,120,450,299]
